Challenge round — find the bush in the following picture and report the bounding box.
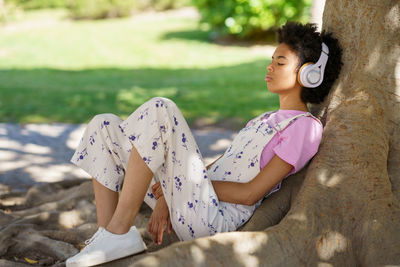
[7,0,67,9]
[133,0,191,11]
[193,0,312,39]
[66,0,135,19]
[1,1,23,23]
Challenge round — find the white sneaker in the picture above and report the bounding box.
[66,226,147,267]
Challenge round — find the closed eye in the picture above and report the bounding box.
[271,57,284,66]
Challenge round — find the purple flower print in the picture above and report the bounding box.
[248,155,258,168]
[181,133,188,150]
[174,176,182,191]
[265,125,274,135]
[152,141,158,150]
[118,125,124,133]
[101,120,110,129]
[137,108,149,121]
[207,223,217,235]
[187,202,194,208]
[115,164,123,175]
[162,180,166,189]
[159,125,166,134]
[219,209,224,216]
[89,135,95,145]
[112,141,122,149]
[224,171,231,176]
[129,135,136,141]
[171,151,182,166]
[178,214,185,225]
[236,151,243,159]
[211,198,218,207]
[188,224,195,238]
[255,122,266,133]
[213,165,219,172]
[203,169,208,179]
[155,99,164,108]
[172,127,176,133]
[243,139,253,149]
[76,148,88,162]
[147,192,155,199]
[173,116,178,126]
[108,149,112,155]
[143,156,152,165]
[115,184,119,192]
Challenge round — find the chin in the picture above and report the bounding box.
[267,85,277,93]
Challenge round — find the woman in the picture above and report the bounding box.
[66,22,343,266]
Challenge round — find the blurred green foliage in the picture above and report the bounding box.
[193,0,312,38]
[66,0,135,19]
[6,0,192,19]
[134,0,191,11]
[1,1,23,22]
[6,0,67,9]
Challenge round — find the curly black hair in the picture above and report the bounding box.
[278,22,343,104]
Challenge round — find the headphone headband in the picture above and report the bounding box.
[297,42,329,88]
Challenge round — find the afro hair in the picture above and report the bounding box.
[278,22,343,104]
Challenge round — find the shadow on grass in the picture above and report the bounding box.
[161,29,279,47]
[0,59,279,129]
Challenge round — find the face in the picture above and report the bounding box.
[265,43,301,93]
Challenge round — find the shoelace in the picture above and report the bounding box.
[84,228,104,247]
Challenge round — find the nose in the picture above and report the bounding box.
[267,62,273,72]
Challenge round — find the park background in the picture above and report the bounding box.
[0,0,323,128]
[0,0,332,266]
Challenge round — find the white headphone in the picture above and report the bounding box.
[297,42,329,88]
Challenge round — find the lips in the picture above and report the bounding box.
[265,75,272,82]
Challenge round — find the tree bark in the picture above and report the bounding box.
[129,0,400,266]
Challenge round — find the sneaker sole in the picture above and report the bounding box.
[66,243,147,267]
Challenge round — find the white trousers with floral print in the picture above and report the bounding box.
[71,97,237,240]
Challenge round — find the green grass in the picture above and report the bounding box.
[0,8,278,129]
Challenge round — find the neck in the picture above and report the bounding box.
[278,92,309,112]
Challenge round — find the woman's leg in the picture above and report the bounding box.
[106,145,153,234]
[70,111,158,228]
[92,178,118,228]
[118,97,235,240]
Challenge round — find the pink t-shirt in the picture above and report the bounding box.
[247,109,323,176]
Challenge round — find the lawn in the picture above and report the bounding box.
[0,8,278,129]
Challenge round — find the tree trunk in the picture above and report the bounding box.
[310,0,326,31]
[129,0,400,266]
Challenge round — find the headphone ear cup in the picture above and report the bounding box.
[297,42,329,88]
[297,62,314,87]
[297,62,322,88]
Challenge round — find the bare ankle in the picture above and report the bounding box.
[106,221,131,235]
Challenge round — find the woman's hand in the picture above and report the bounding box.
[152,182,163,199]
[147,196,172,245]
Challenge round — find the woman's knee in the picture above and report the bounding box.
[147,97,178,110]
[89,113,123,129]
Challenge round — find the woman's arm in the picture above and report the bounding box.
[212,154,293,206]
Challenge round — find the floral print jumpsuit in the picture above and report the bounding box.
[71,97,312,241]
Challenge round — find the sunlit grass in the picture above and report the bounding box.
[0,8,278,128]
